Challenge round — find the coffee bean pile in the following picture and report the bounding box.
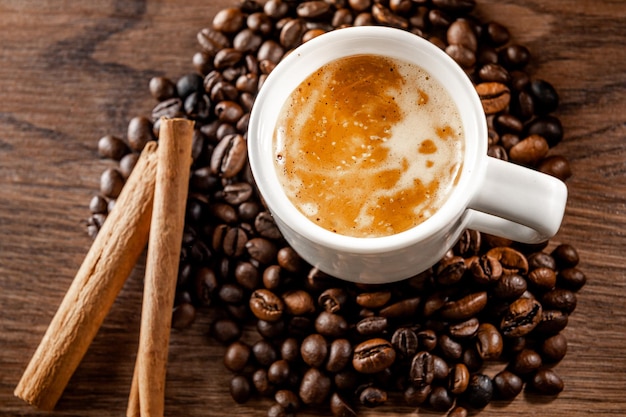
[86,0,585,415]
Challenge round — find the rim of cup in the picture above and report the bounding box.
[248,26,488,254]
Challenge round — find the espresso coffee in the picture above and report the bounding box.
[273,54,464,237]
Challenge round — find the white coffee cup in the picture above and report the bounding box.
[248,26,567,284]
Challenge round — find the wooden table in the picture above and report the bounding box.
[1,1,624,416]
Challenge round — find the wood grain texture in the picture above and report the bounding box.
[1,0,624,416]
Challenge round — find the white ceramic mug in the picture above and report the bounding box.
[248,26,567,284]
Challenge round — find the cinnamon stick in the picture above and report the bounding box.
[14,140,160,411]
[133,118,194,417]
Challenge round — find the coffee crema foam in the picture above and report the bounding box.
[274,54,464,238]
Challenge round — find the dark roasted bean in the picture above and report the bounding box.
[464,373,493,409]
[330,392,357,417]
[440,292,488,320]
[500,297,543,337]
[353,338,396,374]
[410,351,434,386]
[356,316,388,336]
[326,339,352,373]
[391,327,418,359]
[250,289,285,321]
[299,367,331,405]
[359,386,387,408]
[541,288,577,314]
[315,311,348,337]
[493,370,523,399]
[531,368,564,395]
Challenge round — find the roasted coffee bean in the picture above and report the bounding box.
[541,288,577,314]
[176,73,204,98]
[318,288,348,313]
[417,329,438,352]
[276,246,303,273]
[263,265,283,290]
[509,134,549,166]
[356,316,388,336]
[500,297,542,337]
[213,7,244,33]
[89,195,108,215]
[484,21,510,45]
[432,355,450,381]
[118,152,139,178]
[326,339,352,373]
[100,168,124,198]
[250,289,285,321]
[281,289,315,316]
[538,155,572,181]
[297,1,331,19]
[252,212,281,240]
[448,406,468,417]
[462,346,483,372]
[525,115,564,147]
[257,40,285,64]
[266,403,288,417]
[558,267,586,290]
[476,323,503,360]
[246,237,278,264]
[511,348,542,375]
[300,333,328,367]
[436,256,466,285]
[356,291,391,309]
[455,229,481,256]
[98,135,129,161]
[219,283,245,304]
[279,18,305,49]
[529,79,559,115]
[379,297,421,319]
[429,386,453,411]
[465,373,493,409]
[541,333,568,363]
[275,389,300,411]
[315,311,348,337]
[250,339,277,368]
[487,246,529,274]
[410,351,434,386]
[493,274,527,300]
[219,226,245,257]
[478,63,510,84]
[449,318,480,339]
[126,116,155,151]
[268,359,291,385]
[230,375,251,404]
[447,43,477,68]
[527,267,556,291]
[531,368,564,395]
[359,386,387,408]
[493,370,523,399]
[252,368,275,397]
[300,367,331,405]
[552,243,580,268]
[330,392,357,417]
[276,337,298,363]
[210,134,247,178]
[449,363,470,395]
[527,251,557,270]
[353,339,396,374]
[438,334,463,360]
[372,4,409,29]
[212,318,241,344]
[476,82,510,115]
[171,302,196,329]
[447,19,477,51]
[440,291,488,320]
[470,254,503,284]
[535,309,569,335]
[224,340,251,372]
[495,113,523,134]
[403,383,431,406]
[499,44,530,69]
[391,327,418,359]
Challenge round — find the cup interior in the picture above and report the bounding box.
[248,26,487,253]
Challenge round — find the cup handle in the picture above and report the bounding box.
[466,157,568,243]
